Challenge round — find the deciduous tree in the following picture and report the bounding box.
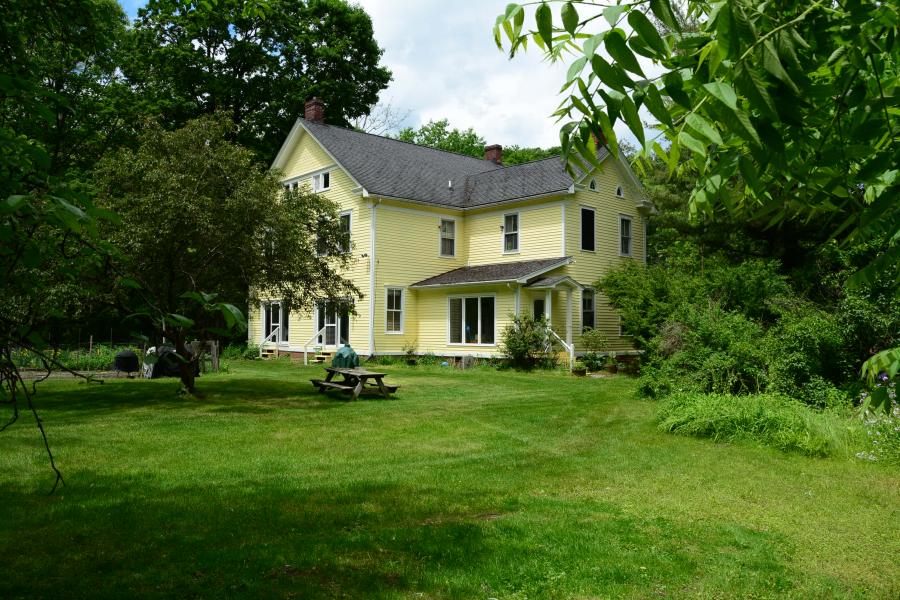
[93,115,359,392]
[495,0,899,389]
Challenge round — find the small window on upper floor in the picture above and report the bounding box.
[312,171,331,192]
[589,178,597,191]
[615,185,624,197]
[503,213,519,253]
[440,219,455,257]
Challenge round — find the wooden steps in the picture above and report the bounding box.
[312,351,332,364]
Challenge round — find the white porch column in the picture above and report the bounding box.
[565,289,573,346]
[544,289,552,322]
[514,285,521,317]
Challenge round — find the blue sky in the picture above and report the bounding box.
[120,1,651,149]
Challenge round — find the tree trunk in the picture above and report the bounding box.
[172,331,196,393]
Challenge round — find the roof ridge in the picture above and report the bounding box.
[300,118,502,167]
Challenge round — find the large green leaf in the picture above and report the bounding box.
[561,2,579,35]
[591,55,634,92]
[735,64,778,121]
[642,83,673,126]
[649,0,680,32]
[686,113,723,145]
[627,10,668,57]
[678,130,707,157]
[703,81,738,110]
[602,5,627,27]
[621,95,645,146]
[605,30,644,77]
[763,40,800,94]
[536,3,553,50]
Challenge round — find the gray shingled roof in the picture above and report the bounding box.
[525,275,578,288]
[298,119,601,208]
[410,257,572,287]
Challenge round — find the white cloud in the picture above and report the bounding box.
[123,0,661,149]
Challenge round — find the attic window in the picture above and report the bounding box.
[615,185,624,197]
[589,178,597,191]
[312,171,331,192]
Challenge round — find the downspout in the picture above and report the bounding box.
[369,198,378,357]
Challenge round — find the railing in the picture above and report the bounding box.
[549,329,575,372]
[303,326,328,365]
[259,326,281,358]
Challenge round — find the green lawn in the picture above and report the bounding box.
[1,361,897,599]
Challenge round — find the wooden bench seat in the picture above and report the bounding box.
[310,379,354,392]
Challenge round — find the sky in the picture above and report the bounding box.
[120,0,650,149]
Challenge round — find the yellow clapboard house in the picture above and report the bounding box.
[249,98,654,363]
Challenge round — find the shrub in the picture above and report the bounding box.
[647,305,768,395]
[581,352,605,372]
[658,392,863,458]
[12,344,137,372]
[858,376,900,465]
[221,343,260,360]
[581,327,608,353]
[764,304,850,406]
[500,314,558,370]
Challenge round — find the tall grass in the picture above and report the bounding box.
[658,392,864,458]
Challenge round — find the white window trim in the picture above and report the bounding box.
[619,315,631,337]
[502,212,520,254]
[339,209,352,253]
[589,178,598,191]
[385,287,404,334]
[312,170,332,192]
[615,184,624,197]
[439,217,457,258]
[579,205,596,253]
[447,294,497,346]
[581,288,595,333]
[619,214,633,257]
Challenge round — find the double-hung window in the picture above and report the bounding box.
[620,215,632,256]
[312,171,331,192]
[581,207,595,252]
[503,213,519,252]
[448,296,495,345]
[386,288,403,333]
[440,219,455,257]
[338,211,351,253]
[582,290,595,332]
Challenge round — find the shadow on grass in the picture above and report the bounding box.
[29,374,399,418]
[0,472,810,599]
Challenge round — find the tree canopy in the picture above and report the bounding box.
[123,0,392,160]
[495,0,900,384]
[396,118,561,165]
[93,114,359,391]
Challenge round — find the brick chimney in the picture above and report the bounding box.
[304,97,325,123]
[484,144,502,164]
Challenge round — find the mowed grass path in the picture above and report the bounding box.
[1,361,897,599]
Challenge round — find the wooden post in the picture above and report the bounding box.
[88,335,93,355]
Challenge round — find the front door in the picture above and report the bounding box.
[316,301,350,349]
[264,301,290,345]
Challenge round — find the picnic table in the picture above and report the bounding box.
[310,367,399,401]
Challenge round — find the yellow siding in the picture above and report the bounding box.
[281,131,339,180]
[465,201,565,265]
[250,131,371,353]
[414,286,516,356]
[561,156,647,353]
[252,126,648,357]
[372,203,466,353]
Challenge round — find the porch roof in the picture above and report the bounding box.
[409,257,572,288]
[524,275,583,290]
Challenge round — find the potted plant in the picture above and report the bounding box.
[603,352,618,374]
[402,341,417,366]
[572,360,587,377]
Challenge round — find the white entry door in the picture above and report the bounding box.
[316,301,350,349]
